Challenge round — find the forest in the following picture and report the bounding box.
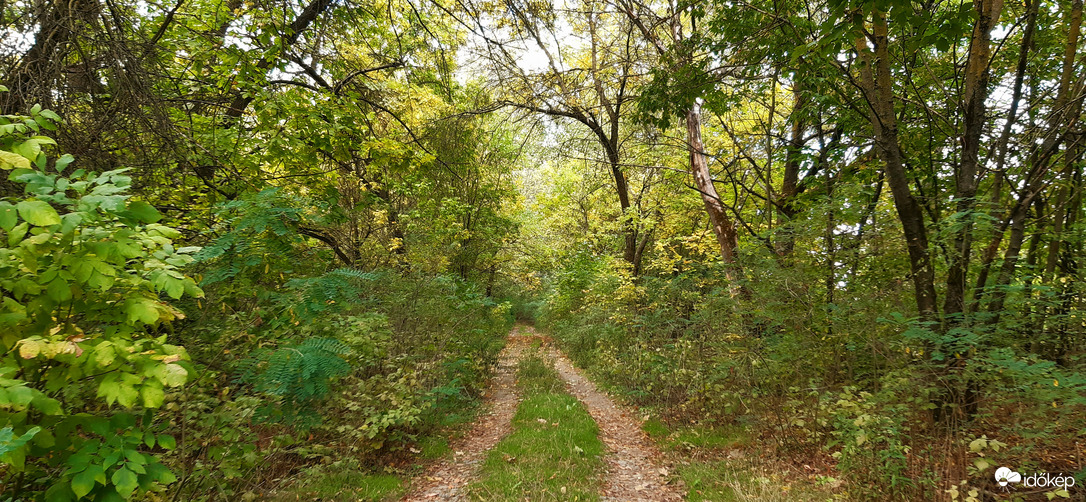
[0,0,1084,499]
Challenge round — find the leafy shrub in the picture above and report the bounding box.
[823,386,920,500]
[178,199,513,491]
[0,107,201,499]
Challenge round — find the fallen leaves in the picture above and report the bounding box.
[402,328,682,501]
[549,343,683,501]
[400,333,528,501]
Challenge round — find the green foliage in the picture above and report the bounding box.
[49,413,178,501]
[271,459,405,501]
[173,195,513,496]
[2,0,518,497]
[166,389,265,500]
[0,108,200,499]
[0,425,39,459]
[536,214,1086,499]
[8,0,1085,497]
[195,188,317,286]
[239,338,352,428]
[823,386,920,500]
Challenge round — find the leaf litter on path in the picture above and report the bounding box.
[546,341,683,502]
[400,328,529,501]
[401,326,681,501]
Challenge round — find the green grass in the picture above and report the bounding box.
[417,434,452,459]
[671,425,751,450]
[641,419,752,451]
[466,354,605,501]
[679,458,840,502]
[413,404,480,460]
[637,419,840,501]
[271,464,405,501]
[642,417,670,440]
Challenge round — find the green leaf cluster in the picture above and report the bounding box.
[238,337,352,428]
[0,108,200,499]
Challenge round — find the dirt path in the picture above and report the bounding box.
[546,345,682,502]
[400,327,530,501]
[401,325,680,501]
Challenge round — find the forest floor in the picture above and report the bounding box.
[401,325,681,501]
[399,326,528,501]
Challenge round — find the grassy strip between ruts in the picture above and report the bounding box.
[466,352,605,501]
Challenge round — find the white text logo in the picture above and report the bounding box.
[995,466,1075,492]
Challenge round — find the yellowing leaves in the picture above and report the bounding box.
[15,336,82,360]
[0,150,30,170]
[397,85,449,124]
[152,363,189,387]
[141,383,166,408]
[94,341,117,367]
[373,209,390,225]
[17,338,41,359]
[124,297,187,324]
[15,200,60,226]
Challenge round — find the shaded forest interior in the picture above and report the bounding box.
[1,0,1085,499]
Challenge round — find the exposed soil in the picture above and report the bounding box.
[546,344,683,501]
[400,327,529,501]
[401,325,681,501]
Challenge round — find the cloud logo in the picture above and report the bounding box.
[995,467,1022,487]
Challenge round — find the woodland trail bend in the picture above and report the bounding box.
[401,325,680,501]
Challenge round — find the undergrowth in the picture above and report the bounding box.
[536,250,1086,500]
[269,460,405,501]
[639,417,842,501]
[160,198,515,499]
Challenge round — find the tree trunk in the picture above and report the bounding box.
[606,146,641,275]
[777,85,806,256]
[1043,0,1084,280]
[945,0,1004,322]
[1,0,101,114]
[986,0,1081,317]
[687,101,739,278]
[856,13,938,320]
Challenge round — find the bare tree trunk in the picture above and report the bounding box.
[986,0,1082,317]
[687,102,739,278]
[617,0,740,271]
[777,85,806,256]
[940,0,1005,419]
[1044,0,1085,280]
[968,0,1038,313]
[607,146,641,274]
[1065,138,1085,273]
